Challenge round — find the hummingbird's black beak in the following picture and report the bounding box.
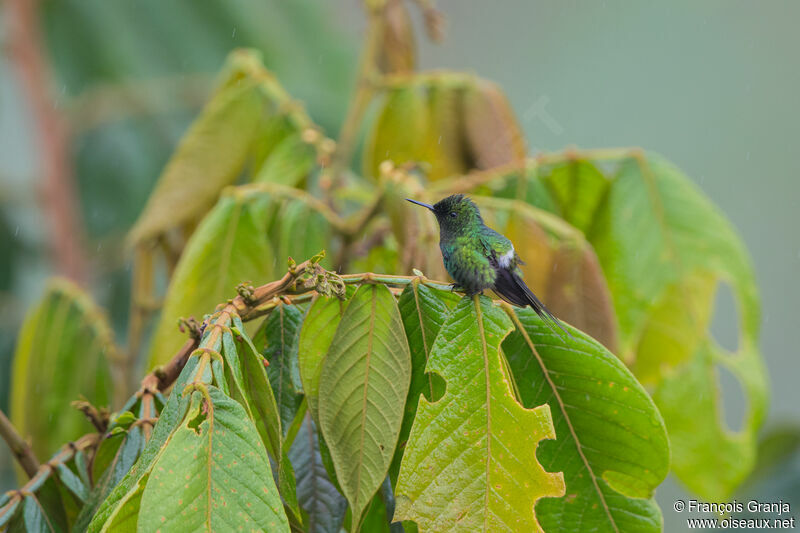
[406,199,435,212]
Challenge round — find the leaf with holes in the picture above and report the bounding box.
[503,306,670,533]
[542,153,767,500]
[318,284,411,527]
[137,386,289,531]
[146,189,274,367]
[11,278,114,462]
[289,413,347,533]
[395,296,565,532]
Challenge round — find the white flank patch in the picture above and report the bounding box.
[498,246,515,268]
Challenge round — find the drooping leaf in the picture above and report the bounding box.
[461,78,526,170]
[263,303,304,435]
[503,306,670,533]
[235,319,283,461]
[544,153,767,500]
[394,296,565,531]
[364,72,525,181]
[10,279,114,461]
[127,58,264,245]
[137,386,289,531]
[253,133,317,188]
[268,197,333,273]
[289,413,347,533]
[390,281,459,481]
[298,295,348,424]
[146,189,274,367]
[318,284,411,527]
[88,355,200,531]
[233,317,301,523]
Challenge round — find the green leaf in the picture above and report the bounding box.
[394,296,565,532]
[233,318,301,524]
[503,307,670,533]
[10,278,114,461]
[263,304,304,433]
[236,324,282,460]
[391,282,459,482]
[88,357,199,532]
[253,133,317,187]
[127,70,264,245]
[553,153,767,500]
[269,197,334,272]
[289,413,347,533]
[298,295,348,423]
[137,386,289,532]
[318,284,411,527]
[146,189,274,367]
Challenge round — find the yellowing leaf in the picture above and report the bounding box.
[395,296,564,531]
[146,189,274,368]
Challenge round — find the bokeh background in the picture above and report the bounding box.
[1,1,797,530]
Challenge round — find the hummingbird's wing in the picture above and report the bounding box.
[482,237,574,341]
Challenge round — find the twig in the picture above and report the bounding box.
[6,0,88,284]
[0,410,39,479]
[0,434,99,522]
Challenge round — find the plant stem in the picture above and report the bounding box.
[6,0,89,284]
[327,0,386,184]
[0,410,39,479]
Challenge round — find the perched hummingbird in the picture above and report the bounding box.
[407,194,571,338]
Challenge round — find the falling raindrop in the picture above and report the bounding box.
[232,28,237,38]
[14,225,19,237]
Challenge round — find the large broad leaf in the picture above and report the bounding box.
[476,196,617,351]
[88,344,204,531]
[146,189,274,367]
[394,296,565,532]
[541,153,767,500]
[391,281,459,482]
[267,197,333,273]
[318,284,411,527]
[11,279,114,461]
[289,413,347,533]
[363,72,525,181]
[503,307,670,533]
[262,303,304,435]
[137,386,289,531]
[298,295,348,424]
[127,53,264,245]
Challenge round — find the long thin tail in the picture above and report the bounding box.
[493,269,575,341]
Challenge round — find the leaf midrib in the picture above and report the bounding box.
[354,285,378,516]
[509,310,620,533]
[474,297,491,533]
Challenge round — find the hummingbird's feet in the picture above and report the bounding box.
[449,283,464,293]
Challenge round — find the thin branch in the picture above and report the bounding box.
[0,410,39,479]
[326,0,387,184]
[0,433,99,523]
[6,0,89,284]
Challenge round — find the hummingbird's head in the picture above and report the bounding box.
[406,194,482,237]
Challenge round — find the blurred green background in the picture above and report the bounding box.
[1,1,797,531]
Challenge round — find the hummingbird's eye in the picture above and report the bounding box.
[449,211,457,218]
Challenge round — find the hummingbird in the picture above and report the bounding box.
[407,194,572,338]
